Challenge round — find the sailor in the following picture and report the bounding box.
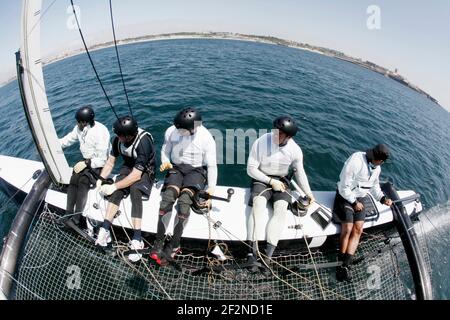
[150,107,217,265]
[95,116,156,262]
[246,116,315,267]
[59,105,110,229]
[333,143,393,281]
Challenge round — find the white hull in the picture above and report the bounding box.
[0,155,423,247]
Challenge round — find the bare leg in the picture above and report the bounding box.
[104,203,119,222]
[339,223,353,253]
[346,221,364,255]
[132,218,141,230]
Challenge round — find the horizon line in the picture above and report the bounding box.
[1,31,446,111]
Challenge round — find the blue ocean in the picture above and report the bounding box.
[0,39,449,298]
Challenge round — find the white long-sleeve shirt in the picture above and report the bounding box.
[59,121,111,169]
[337,151,385,204]
[247,132,313,197]
[161,125,217,189]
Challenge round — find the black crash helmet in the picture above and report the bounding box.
[75,105,95,125]
[273,116,298,137]
[113,115,138,137]
[174,107,202,131]
[367,143,390,161]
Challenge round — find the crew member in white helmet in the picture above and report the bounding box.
[246,115,314,268]
[150,107,217,266]
[59,105,110,229]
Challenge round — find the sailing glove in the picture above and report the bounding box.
[100,184,117,196]
[73,161,87,174]
[306,193,316,206]
[160,162,173,172]
[269,179,286,192]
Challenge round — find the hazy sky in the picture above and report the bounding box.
[0,0,449,111]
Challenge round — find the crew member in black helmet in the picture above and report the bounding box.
[59,106,110,231]
[246,115,314,268]
[150,107,217,265]
[95,115,156,262]
[333,143,393,281]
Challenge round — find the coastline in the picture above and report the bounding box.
[1,32,442,108]
[41,33,327,67]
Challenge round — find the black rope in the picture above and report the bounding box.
[69,0,120,121]
[109,0,133,118]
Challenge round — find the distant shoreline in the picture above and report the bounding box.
[41,33,327,66]
[1,32,441,107]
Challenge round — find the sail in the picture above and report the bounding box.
[18,0,72,184]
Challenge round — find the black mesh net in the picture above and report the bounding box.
[13,207,431,300]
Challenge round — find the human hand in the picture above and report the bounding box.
[204,188,215,209]
[73,161,87,174]
[159,162,173,172]
[96,179,102,191]
[353,201,364,212]
[100,184,117,196]
[384,198,393,206]
[307,194,316,206]
[270,179,286,192]
[206,187,215,196]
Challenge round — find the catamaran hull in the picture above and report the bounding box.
[0,155,423,248]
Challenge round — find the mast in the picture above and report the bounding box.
[17,0,72,185]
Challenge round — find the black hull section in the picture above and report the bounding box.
[0,170,51,299]
[382,182,433,300]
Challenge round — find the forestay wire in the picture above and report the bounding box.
[109,0,133,118]
[69,0,120,121]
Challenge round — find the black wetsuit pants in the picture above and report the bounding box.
[66,168,99,224]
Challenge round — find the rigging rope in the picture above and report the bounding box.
[107,198,173,299]
[108,0,133,118]
[0,175,34,218]
[69,0,120,121]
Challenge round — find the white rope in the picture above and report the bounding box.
[0,269,44,300]
[102,198,173,300]
[202,190,350,300]
[0,176,35,218]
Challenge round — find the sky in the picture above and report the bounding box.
[0,0,449,111]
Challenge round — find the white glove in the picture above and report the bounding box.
[270,179,286,192]
[100,184,117,196]
[205,187,215,208]
[206,187,215,196]
[73,161,87,174]
[96,179,102,191]
[159,162,173,172]
[307,194,316,205]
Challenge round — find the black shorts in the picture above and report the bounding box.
[333,191,368,223]
[250,180,291,205]
[115,166,154,198]
[163,164,207,192]
[71,167,101,188]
